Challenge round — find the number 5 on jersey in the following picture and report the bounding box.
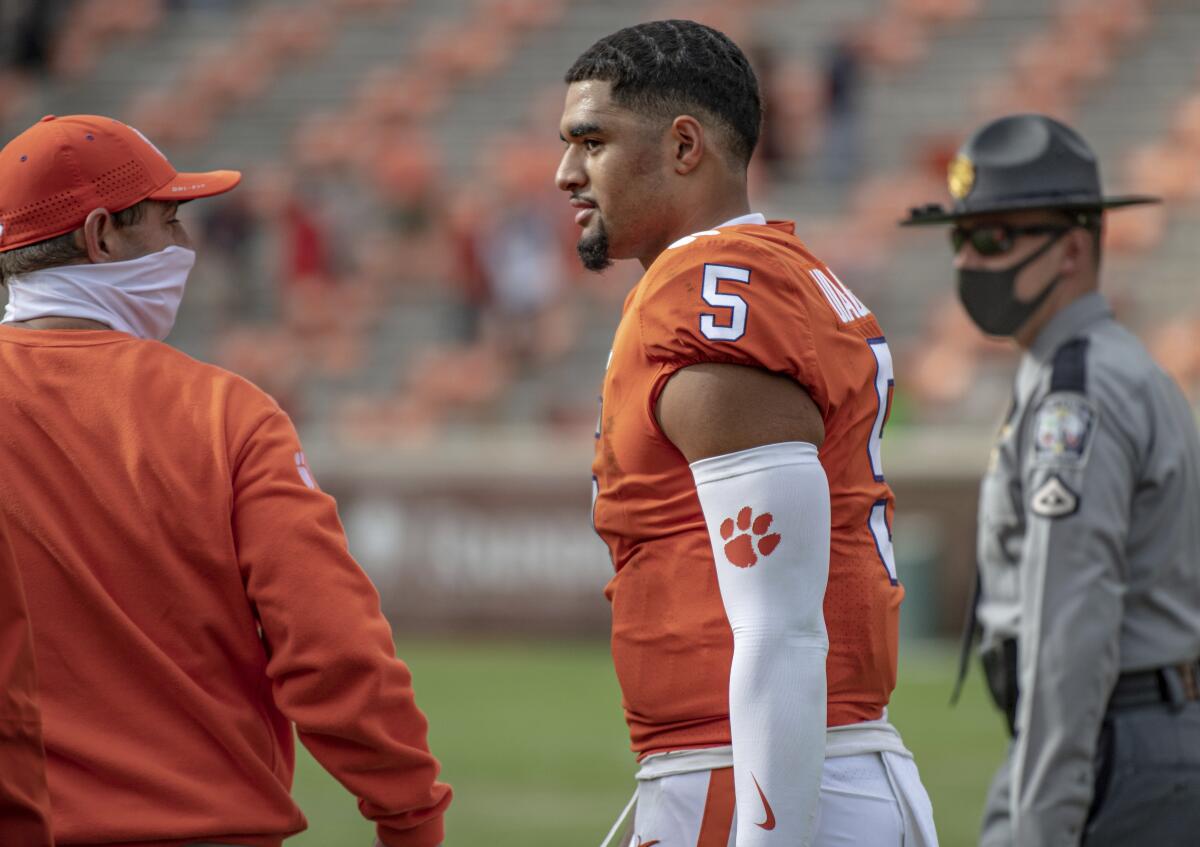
[699,264,750,341]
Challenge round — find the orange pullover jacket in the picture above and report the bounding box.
[0,510,54,846]
[0,326,450,847]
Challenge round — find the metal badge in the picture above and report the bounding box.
[948,154,975,200]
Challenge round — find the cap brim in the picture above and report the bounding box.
[149,169,242,201]
[899,193,1162,227]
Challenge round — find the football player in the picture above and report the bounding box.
[557,20,938,847]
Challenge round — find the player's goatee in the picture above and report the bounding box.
[578,217,612,271]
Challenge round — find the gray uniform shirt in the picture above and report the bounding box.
[976,292,1200,847]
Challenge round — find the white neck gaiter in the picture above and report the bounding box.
[3,245,196,341]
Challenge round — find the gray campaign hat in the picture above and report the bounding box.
[900,113,1160,226]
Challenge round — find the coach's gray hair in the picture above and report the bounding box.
[0,200,153,285]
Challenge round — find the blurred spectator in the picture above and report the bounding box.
[446,193,492,344]
[748,41,788,178]
[200,192,266,321]
[475,194,571,366]
[283,193,334,288]
[819,31,866,183]
[2,0,68,72]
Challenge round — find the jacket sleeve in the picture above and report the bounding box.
[0,515,54,847]
[231,409,451,847]
[1010,379,1134,847]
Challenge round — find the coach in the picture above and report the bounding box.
[0,115,449,846]
[902,113,1200,846]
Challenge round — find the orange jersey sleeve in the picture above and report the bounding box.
[593,221,902,758]
[638,228,827,406]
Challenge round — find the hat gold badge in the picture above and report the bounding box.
[948,154,975,200]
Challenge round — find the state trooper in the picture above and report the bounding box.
[901,113,1200,847]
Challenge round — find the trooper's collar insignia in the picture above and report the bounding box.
[948,154,975,200]
[1031,475,1079,519]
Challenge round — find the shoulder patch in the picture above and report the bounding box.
[1050,337,1089,394]
[1030,474,1079,518]
[1033,392,1097,465]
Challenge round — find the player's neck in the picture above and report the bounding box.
[638,192,753,270]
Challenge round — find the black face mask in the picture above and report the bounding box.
[956,231,1068,337]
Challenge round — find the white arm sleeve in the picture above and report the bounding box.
[691,441,830,847]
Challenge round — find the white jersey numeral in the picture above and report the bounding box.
[699,264,751,341]
[869,499,898,585]
[864,337,897,584]
[865,338,894,482]
[591,474,600,532]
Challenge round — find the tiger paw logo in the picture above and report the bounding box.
[720,506,781,567]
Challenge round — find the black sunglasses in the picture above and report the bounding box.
[950,224,1070,256]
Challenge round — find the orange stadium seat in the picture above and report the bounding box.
[369,134,441,208]
[652,2,753,43]
[481,0,567,30]
[353,67,447,126]
[1060,0,1150,43]
[0,71,31,125]
[417,20,514,82]
[49,0,164,78]
[324,0,408,13]
[247,6,336,60]
[1103,202,1167,253]
[895,0,982,26]
[856,13,929,68]
[1149,316,1200,401]
[27,0,1182,439]
[1171,94,1200,153]
[124,87,217,145]
[1126,141,1200,201]
[292,112,358,170]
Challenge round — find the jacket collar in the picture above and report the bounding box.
[1028,291,1112,363]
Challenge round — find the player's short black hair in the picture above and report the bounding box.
[565,20,762,167]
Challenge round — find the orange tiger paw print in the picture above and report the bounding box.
[720,506,782,568]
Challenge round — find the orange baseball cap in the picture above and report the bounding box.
[0,114,241,253]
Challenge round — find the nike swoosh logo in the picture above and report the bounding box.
[752,773,776,831]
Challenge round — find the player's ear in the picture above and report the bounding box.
[670,115,705,175]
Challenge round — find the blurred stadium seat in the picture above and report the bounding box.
[3,0,1197,422]
[1,0,1198,625]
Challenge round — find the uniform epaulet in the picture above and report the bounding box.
[1050,337,1089,394]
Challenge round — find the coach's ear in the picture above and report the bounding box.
[81,208,120,264]
[670,115,705,175]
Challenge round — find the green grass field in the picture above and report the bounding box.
[287,639,1005,847]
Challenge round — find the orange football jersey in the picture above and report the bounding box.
[593,220,903,758]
